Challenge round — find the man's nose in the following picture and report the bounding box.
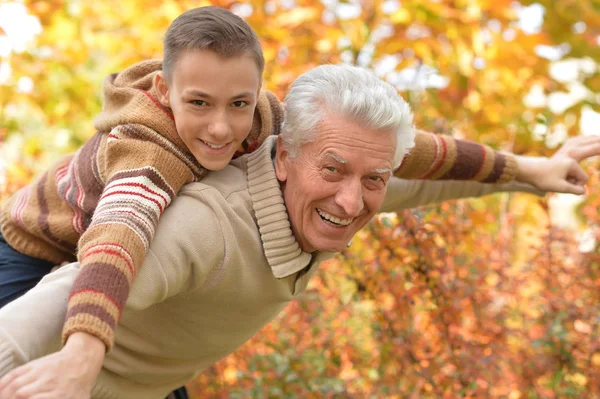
[207,109,231,140]
[334,180,364,217]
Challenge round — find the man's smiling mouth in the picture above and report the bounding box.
[317,208,353,226]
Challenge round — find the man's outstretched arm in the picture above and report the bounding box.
[382,135,600,213]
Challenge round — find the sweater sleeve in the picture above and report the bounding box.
[125,192,226,311]
[394,129,517,183]
[62,126,198,351]
[379,177,545,214]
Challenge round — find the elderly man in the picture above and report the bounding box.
[0,64,596,399]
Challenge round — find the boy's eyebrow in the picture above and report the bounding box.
[183,89,255,99]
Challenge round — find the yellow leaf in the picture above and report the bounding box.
[390,9,410,24]
[565,373,588,387]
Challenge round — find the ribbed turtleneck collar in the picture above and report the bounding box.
[245,136,335,278]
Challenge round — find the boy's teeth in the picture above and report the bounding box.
[317,209,352,226]
[202,140,226,149]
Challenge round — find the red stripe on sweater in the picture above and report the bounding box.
[137,89,175,121]
[422,136,448,179]
[110,181,169,206]
[83,247,136,278]
[85,242,133,262]
[109,209,154,238]
[101,190,166,213]
[69,288,122,312]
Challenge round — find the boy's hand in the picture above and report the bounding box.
[0,332,105,399]
[516,135,600,194]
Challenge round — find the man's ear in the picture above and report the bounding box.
[275,135,289,183]
[154,72,171,108]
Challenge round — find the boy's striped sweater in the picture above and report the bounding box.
[0,59,517,351]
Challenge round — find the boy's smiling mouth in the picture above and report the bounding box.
[200,139,229,150]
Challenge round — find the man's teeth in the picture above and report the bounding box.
[202,140,226,149]
[317,209,352,226]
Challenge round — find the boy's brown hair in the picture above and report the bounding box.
[163,6,264,81]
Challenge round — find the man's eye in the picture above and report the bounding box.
[325,166,337,173]
[369,176,383,182]
[232,100,248,108]
[191,100,207,107]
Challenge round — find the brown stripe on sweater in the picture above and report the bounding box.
[36,172,77,253]
[118,124,202,176]
[81,246,136,283]
[472,147,495,181]
[66,303,116,330]
[106,166,176,199]
[97,199,161,227]
[481,153,507,183]
[78,132,105,215]
[71,262,131,308]
[69,290,120,321]
[91,208,155,247]
[440,140,484,180]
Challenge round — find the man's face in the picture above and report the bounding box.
[275,113,397,253]
[156,49,261,171]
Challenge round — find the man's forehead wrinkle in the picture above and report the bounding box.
[316,136,394,153]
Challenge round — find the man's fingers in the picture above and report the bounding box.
[0,367,29,396]
[560,181,586,195]
[568,162,589,185]
[10,378,53,399]
[0,366,26,388]
[0,369,38,399]
[569,141,600,162]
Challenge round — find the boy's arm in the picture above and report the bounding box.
[62,126,198,352]
[395,129,517,183]
[381,134,600,212]
[0,264,104,397]
[0,188,226,398]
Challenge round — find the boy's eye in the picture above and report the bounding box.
[232,100,248,108]
[191,100,207,107]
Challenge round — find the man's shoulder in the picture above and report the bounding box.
[178,159,250,203]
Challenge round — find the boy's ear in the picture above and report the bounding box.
[274,135,289,183]
[154,72,171,108]
[256,78,263,96]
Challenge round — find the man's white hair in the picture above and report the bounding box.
[281,64,415,169]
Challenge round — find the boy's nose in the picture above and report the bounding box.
[207,111,231,140]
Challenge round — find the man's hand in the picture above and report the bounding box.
[0,332,105,399]
[516,135,600,195]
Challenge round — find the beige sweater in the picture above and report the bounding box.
[0,137,541,399]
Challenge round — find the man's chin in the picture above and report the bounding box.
[313,240,351,253]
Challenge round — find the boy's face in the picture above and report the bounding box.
[155,49,261,170]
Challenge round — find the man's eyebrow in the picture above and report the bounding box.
[324,153,347,164]
[371,168,392,175]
